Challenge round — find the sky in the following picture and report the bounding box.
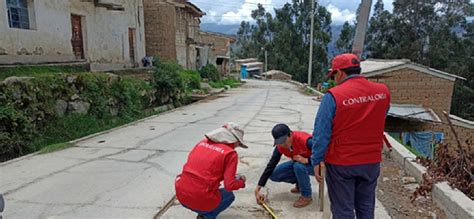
[194,0,395,25]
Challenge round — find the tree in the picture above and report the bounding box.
[235,0,332,86]
[335,21,355,53]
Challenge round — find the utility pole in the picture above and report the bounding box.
[307,0,316,86]
[264,50,268,72]
[352,0,372,58]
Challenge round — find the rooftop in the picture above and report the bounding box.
[388,104,441,123]
[361,59,465,81]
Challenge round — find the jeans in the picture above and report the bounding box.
[326,163,380,219]
[269,160,315,197]
[183,188,235,219]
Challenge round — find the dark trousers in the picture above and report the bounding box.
[326,163,380,219]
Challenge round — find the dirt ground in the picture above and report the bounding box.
[377,156,447,218]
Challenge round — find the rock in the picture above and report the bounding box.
[106,73,119,83]
[2,76,33,85]
[224,85,231,90]
[402,176,417,184]
[55,99,68,117]
[70,94,80,101]
[154,104,174,112]
[403,183,419,192]
[382,177,390,182]
[68,101,90,115]
[66,76,77,84]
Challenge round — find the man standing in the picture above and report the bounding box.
[311,53,390,218]
[254,124,314,208]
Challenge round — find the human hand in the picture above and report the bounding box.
[313,162,325,183]
[254,186,265,205]
[293,154,308,164]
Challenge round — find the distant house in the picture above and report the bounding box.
[199,31,235,75]
[361,59,472,157]
[0,0,146,71]
[143,0,204,70]
[235,58,263,79]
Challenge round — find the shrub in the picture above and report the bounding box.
[180,70,201,90]
[199,64,220,81]
[153,59,185,103]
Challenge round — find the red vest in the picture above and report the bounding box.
[175,139,235,211]
[325,77,390,165]
[277,131,312,158]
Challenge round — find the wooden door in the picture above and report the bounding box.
[71,15,84,59]
[128,28,136,64]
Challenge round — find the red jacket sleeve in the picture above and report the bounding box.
[223,151,245,191]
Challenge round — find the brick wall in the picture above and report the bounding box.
[386,117,473,152]
[143,0,177,60]
[367,68,455,117]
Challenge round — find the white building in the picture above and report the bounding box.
[0,0,146,71]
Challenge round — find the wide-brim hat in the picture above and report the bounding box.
[205,122,248,148]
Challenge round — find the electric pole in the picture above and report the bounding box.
[307,0,316,86]
[352,0,372,58]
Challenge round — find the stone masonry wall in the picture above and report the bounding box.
[367,68,455,117]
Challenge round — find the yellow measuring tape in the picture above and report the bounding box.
[259,198,278,219]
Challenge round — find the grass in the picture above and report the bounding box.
[0,65,87,80]
[40,142,73,154]
[209,78,241,88]
[32,110,161,154]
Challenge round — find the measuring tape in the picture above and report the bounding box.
[258,198,278,219]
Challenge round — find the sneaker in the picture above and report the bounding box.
[293,196,312,208]
[290,185,300,194]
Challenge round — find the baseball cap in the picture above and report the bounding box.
[272,124,291,146]
[327,53,361,77]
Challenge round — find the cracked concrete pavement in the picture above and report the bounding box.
[0,80,390,218]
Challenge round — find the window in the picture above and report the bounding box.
[7,0,30,29]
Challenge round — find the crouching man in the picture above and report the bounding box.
[254,123,315,208]
[175,122,248,219]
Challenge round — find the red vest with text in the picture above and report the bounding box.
[277,131,312,158]
[325,77,390,165]
[175,139,235,211]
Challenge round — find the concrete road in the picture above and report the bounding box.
[0,80,390,218]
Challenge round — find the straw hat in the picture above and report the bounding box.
[205,122,248,148]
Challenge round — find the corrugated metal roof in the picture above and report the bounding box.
[388,104,441,122]
[361,59,408,74]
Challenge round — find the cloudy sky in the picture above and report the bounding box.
[194,0,395,25]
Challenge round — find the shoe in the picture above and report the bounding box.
[293,196,312,208]
[290,185,300,194]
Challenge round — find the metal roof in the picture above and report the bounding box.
[361,59,465,81]
[388,104,441,123]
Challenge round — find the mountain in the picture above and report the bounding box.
[200,23,240,35]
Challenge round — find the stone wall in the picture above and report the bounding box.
[0,0,146,71]
[367,68,455,116]
[143,0,177,61]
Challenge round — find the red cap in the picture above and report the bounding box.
[327,53,361,77]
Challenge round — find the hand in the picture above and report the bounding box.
[313,162,325,183]
[240,175,246,183]
[293,154,308,164]
[254,186,265,205]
